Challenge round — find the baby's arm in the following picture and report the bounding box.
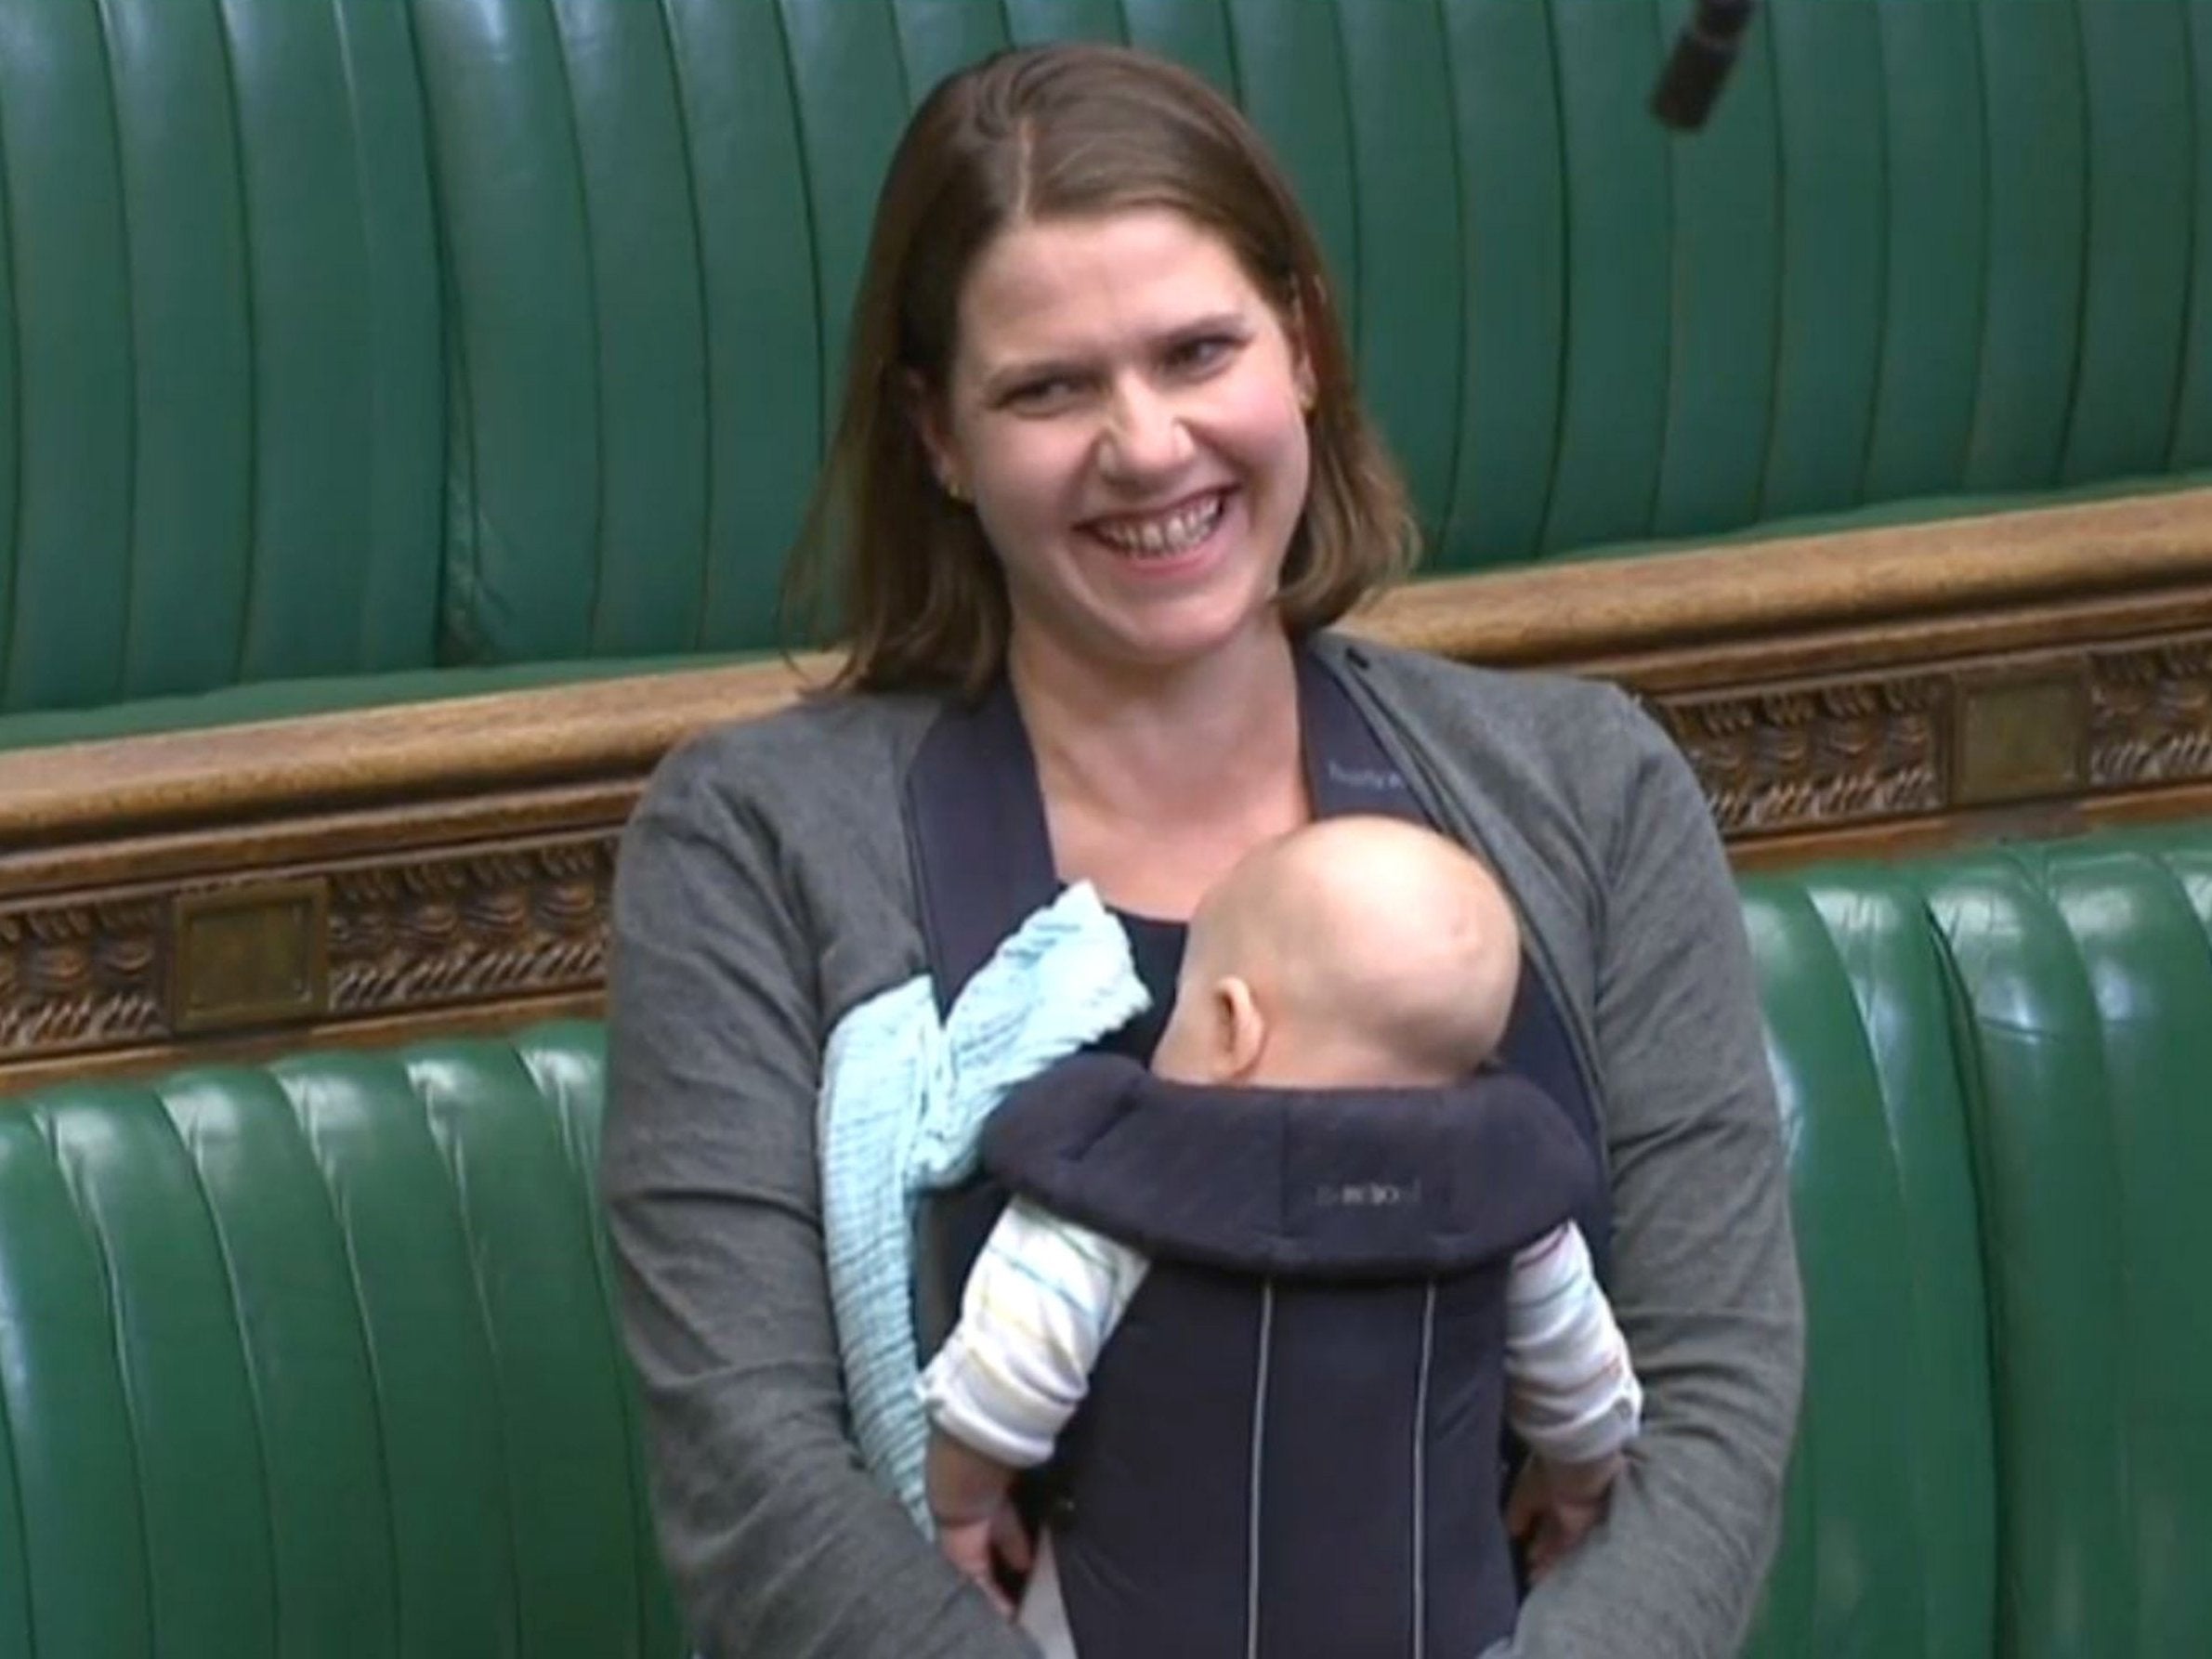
[1502,1221,1644,1575]
[918,1197,1148,1602]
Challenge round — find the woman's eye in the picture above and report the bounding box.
[1004,375,1082,412]
[1168,334,1236,374]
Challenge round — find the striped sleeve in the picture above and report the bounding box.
[1503,1221,1645,1467]
[918,1198,1150,1469]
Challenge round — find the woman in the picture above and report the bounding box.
[604,41,1800,1659]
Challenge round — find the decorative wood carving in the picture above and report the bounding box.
[1650,675,1947,835]
[324,839,613,1014]
[5,489,2212,1085]
[1643,627,2212,847]
[0,897,164,1052]
[2,833,616,1078]
[2089,636,2212,787]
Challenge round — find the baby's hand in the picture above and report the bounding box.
[934,1498,1033,1619]
[936,1514,1013,1615]
[1506,1452,1625,1583]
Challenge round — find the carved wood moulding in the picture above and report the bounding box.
[1656,673,1949,836]
[2089,635,2212,786]
[1644,626,2212,859]
[2,830,618,1085]
[5,488,2211,1085]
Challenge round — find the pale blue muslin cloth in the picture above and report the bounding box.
[818,881,1151,1529]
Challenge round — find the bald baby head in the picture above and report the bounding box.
[1153,817,1521,1089]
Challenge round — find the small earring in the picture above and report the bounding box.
[941,474,967,503]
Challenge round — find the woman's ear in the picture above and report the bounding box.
[904,369,965,501]
[1284,287,1319,414]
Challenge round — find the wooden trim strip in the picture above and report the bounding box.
[4,488,2209,848]
[1365,486,2212,665]
[0,653,834,848]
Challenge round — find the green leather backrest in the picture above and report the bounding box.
[1737,868,1996,1659]
[0,1025,682,1659]
[1921,838,2212,1659]
[0,0,446,716]
[4,0,2209,712]
[433,0,2212,666]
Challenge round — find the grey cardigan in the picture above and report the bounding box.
[601,633,1804,1658]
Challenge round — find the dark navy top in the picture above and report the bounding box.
[1099,910,1184,1063]
[904,647,1610,1358]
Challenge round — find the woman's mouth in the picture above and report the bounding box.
[1084,490,1231,562]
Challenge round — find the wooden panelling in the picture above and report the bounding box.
[7,488,2211,1085]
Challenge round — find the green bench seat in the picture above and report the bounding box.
[7,821,2212,1655]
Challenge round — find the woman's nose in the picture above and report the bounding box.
[1097,382,1194,482]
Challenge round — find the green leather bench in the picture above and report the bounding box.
[0,1028,680,1659]
[1742,826,2212,1657]
[5,820,2209,1656]
[2,0,2206,748]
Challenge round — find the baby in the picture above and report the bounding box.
[919,816,1642,1653]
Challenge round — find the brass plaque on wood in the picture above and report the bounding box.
[1951,671,2090,808]
[171,880,330,1034]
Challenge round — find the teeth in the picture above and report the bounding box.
[1093,493,1224,558]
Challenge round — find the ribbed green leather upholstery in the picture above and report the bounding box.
[0,0,443,716]
[0,1025,681,1659]
[1923,841,2212,1659]
[1,0,2207,725]
[433,0,2212,658]
[1736,827,2212,1658]
[7,823,2212,1652]
[1738,869,1996,1659]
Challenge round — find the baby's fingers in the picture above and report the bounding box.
[990,1501,1035,1575]
[1504,1462,1548,1543]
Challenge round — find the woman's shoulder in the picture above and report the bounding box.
[1316,632,1675,782]
[1313,630,1721,919]
[635,686,947,831]
[614,689,938,1006]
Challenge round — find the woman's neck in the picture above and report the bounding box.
[1010,624,1302,818]
[1009,623,1310,915]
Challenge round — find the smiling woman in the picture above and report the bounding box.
[785,42,1412,705]
[917,209,1315,688]
[603,40,1801,1659]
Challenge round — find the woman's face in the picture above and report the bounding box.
[919,208,1315,683]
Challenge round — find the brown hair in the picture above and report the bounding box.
[783,42,1418,697]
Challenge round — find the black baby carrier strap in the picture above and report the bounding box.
[1291,655,1612,1276]
[901,650,1615,1340]
[899,647,1617,1657]
[902,674,1067,1357]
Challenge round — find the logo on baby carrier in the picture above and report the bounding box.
[1325,760,1408,794]
[1316,1180,1422,1208]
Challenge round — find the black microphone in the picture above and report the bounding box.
[1651,0,1758,131]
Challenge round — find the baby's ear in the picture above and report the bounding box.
[1214,976,1267,1082]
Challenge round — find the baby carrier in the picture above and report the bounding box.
[904,647,1613,1658]
[986,1051,1595,1657]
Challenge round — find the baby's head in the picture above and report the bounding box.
[1152,817,1521,1090]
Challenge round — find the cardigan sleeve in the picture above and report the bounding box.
[1494,689,1804,1659]
[598,745,1036,1659]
